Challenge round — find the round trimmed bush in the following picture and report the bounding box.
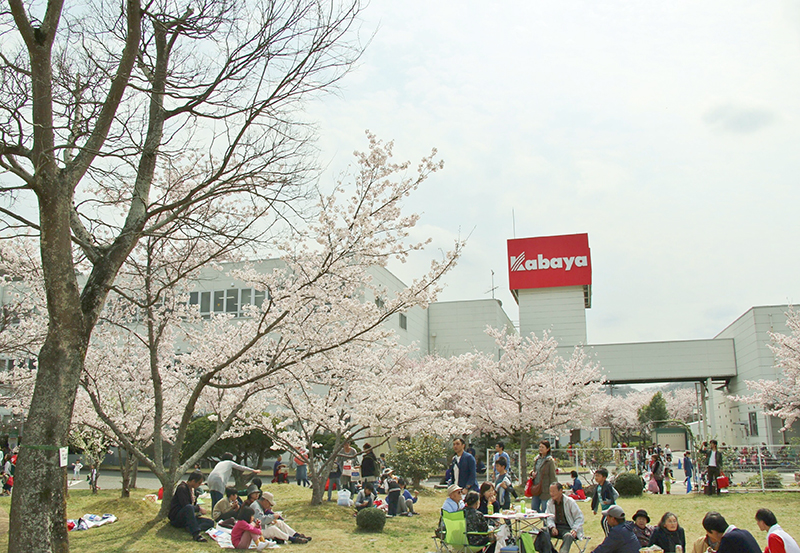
[614,472,643,497]
[356,507,386,532]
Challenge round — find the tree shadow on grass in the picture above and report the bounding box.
[118,517,161,550]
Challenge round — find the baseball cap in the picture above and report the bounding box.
[602,505,625,519]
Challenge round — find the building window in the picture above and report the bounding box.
[749,411,759,436]
[189,288,266,318]
[399,313,407,330]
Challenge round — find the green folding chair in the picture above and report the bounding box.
[433,509,492,553]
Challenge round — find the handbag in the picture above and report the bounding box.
[529,480,543,497]
[524,477,534,498]
[716,473,730,489]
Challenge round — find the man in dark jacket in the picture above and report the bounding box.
[451,438,478,491]
[591,506,640,553]
[706,441,724,495]
[361,443,378,485]
[702,511,760,553]
[168,471,214,542]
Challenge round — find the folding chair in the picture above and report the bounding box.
[519,529,591,553]
[433,510,492,553]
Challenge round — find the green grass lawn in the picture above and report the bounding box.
[0,486,798,552]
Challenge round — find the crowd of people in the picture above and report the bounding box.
[438,437,799,553]
[167,454,313,546]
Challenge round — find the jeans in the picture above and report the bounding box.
[169,504,214,536]
[209,490,223,510]
[530,496,545,512]
[327,475,341,500]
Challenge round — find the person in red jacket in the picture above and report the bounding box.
[756,509,800,553]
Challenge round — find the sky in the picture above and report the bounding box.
[306,0,800,345]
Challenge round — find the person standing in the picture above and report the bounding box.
[294,448,310,487]
[683,452,694,494]
[207,453,259,509]
[338,441,358,494]
[706,440,723,495]
[451,438,478,492]
[72,460,83,482]
[360,444,378,487]
[651,454,664,494]
[493,442,512,479]
[591,468,617,537]
[529,440,556,512]
[755,508,800,553]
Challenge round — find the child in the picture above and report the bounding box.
[664,467,673,495]
[354,482,376,512]
[231,506,265,550]
[591,468,616,536]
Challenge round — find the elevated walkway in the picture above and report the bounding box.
[584,338,737,384]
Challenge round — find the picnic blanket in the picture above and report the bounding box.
[206,526,280,550]
[67,513,117,531]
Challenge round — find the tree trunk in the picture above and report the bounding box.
[9,341,86,553]
[156,470,181,520]
[519,430,528,480]
[131,457,139,489]
[120,449,134,498]
[310,472,326,505]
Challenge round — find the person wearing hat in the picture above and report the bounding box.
[590,506,640,553]
[360,443,378,487]
[443,484,464,513]
[253,491,311,544]
[379,468,395,494]
[632,509,654,547]
[242,483,262,508]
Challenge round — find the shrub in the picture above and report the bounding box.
[385,435,448,488]
[356,507,386,532]
[746,470,783,489]
[613,472,643,497]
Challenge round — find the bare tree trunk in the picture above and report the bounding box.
[120,448,135,498]
[519,430,529,480]
[131,457,139,489]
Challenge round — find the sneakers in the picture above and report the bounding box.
[289,535,309,544]
[192,533,208,542]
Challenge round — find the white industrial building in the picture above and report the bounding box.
[120,234,800,446]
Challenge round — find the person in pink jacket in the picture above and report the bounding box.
[231,507,264,550]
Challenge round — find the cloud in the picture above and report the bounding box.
[703,105,776,133]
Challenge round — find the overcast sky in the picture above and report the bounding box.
[306,0,800,345]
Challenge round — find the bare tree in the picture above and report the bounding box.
[0,0,364,550]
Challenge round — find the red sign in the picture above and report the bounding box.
[507,234,591,290]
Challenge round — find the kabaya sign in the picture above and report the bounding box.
[507,233,592,290]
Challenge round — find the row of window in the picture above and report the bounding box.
[189,288,267,318]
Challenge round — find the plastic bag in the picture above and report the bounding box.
[524,477,534,498]
[337,489,351,506]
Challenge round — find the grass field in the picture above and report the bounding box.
[0,486,798,552]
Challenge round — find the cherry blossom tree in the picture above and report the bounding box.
[590,390,652,444]
[467,326,605,472]
[665,388,699,423]
[0,0,367,548]
[231,346,467,504]
[736,308,800,431]
[1,135,462,517]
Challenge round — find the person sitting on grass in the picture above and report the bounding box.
[213,487,241,522]
[253,491,311,544]
[398,478,419,515]
[569,470,585,500]
[590,505,639,553]
[464,491,497,553]
[702,511,760,553]
[648,512,686,552]
[355,482,376,512]
[167,471,214,543]
[231,507,265,550]
[631,509,654,548]
[755,508,800,553]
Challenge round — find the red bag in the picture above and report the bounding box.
[716,474,730,489]
[524,478,534,498]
